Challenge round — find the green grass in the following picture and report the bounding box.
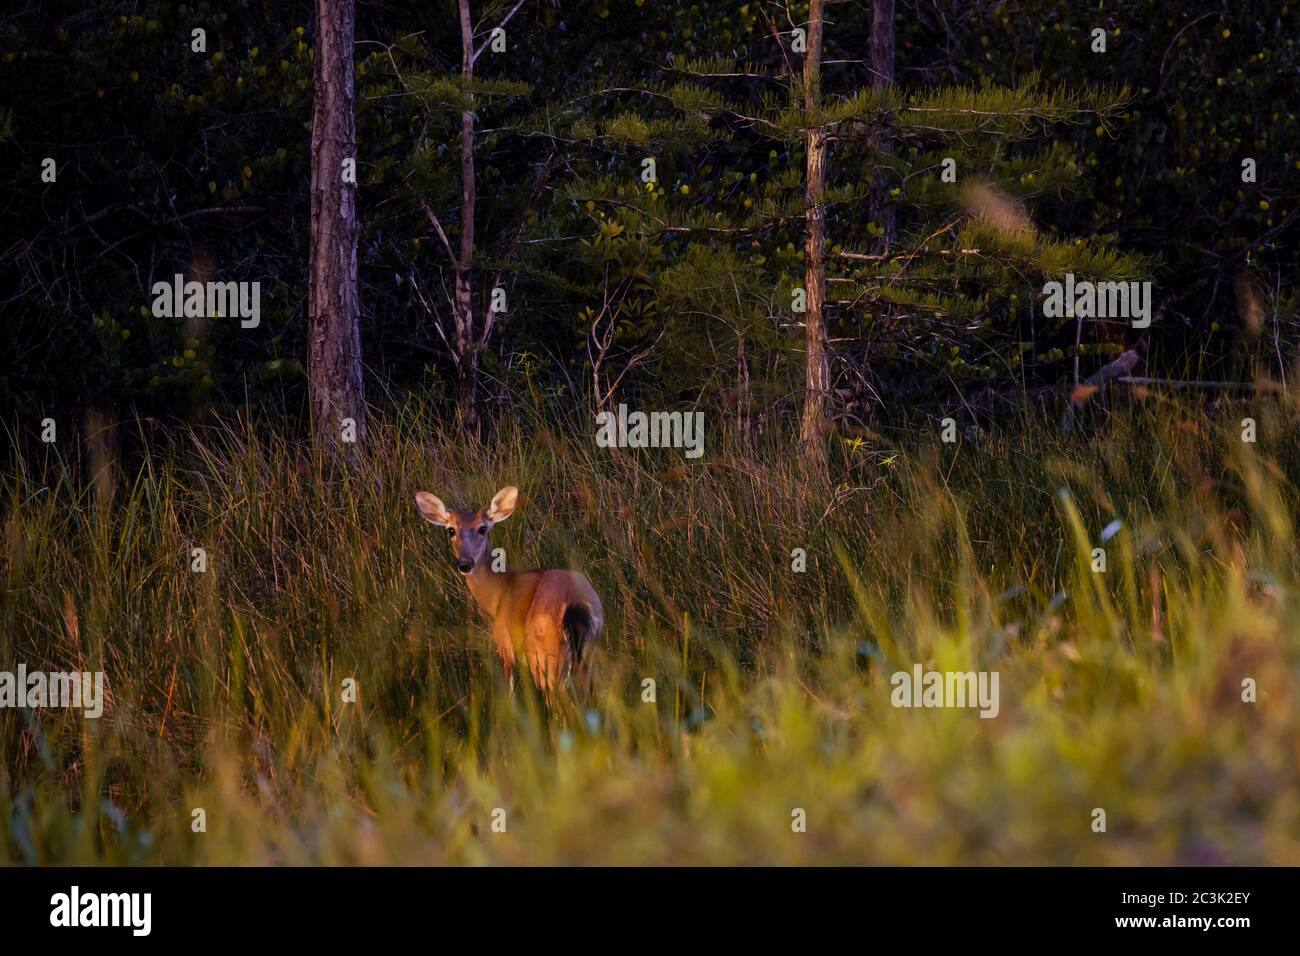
[2,395,1299,864]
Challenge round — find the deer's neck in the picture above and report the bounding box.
[464,556,512,620]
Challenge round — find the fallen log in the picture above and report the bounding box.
[1061,349,1140,431]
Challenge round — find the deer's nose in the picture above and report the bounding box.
[456,558,475,573]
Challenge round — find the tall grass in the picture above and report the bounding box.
[2,394,1298,864]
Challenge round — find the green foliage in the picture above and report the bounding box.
[960,1,1300,375]
[1,0,1295,426]
[570,15,1149,406]
[0,2,316,419]
[4,400,1300,863]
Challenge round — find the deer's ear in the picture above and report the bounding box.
[415,491,453,527]
[486,486,519,523]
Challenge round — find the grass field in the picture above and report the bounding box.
[3,395,1299,865]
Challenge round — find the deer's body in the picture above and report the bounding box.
[415,486,603,690]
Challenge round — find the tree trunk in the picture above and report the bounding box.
[455,0,480,436]
[457,348,480,437]
[868,0,897,250]
[799,0,830,477]
[308,0,366,447]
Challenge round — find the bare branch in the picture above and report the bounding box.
[471,0,528,66]
[405,181,460,270]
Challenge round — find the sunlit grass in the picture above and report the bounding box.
[2,395,1298,864]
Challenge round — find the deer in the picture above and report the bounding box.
[414,485,604,693]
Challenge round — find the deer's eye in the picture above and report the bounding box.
[446,528,456,538]
[477,525,488,535]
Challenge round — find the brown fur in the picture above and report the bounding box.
[415,486,604,691]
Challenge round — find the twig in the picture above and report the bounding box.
[1116,376,1269,391]
[471,0,528,66]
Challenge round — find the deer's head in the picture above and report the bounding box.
[414,486,518,573]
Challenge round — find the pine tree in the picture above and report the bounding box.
[308,0,366,449]
[561,3,1149,473]
[375,0,544,435]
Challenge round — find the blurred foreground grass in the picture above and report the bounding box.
[2,396,1298,864]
